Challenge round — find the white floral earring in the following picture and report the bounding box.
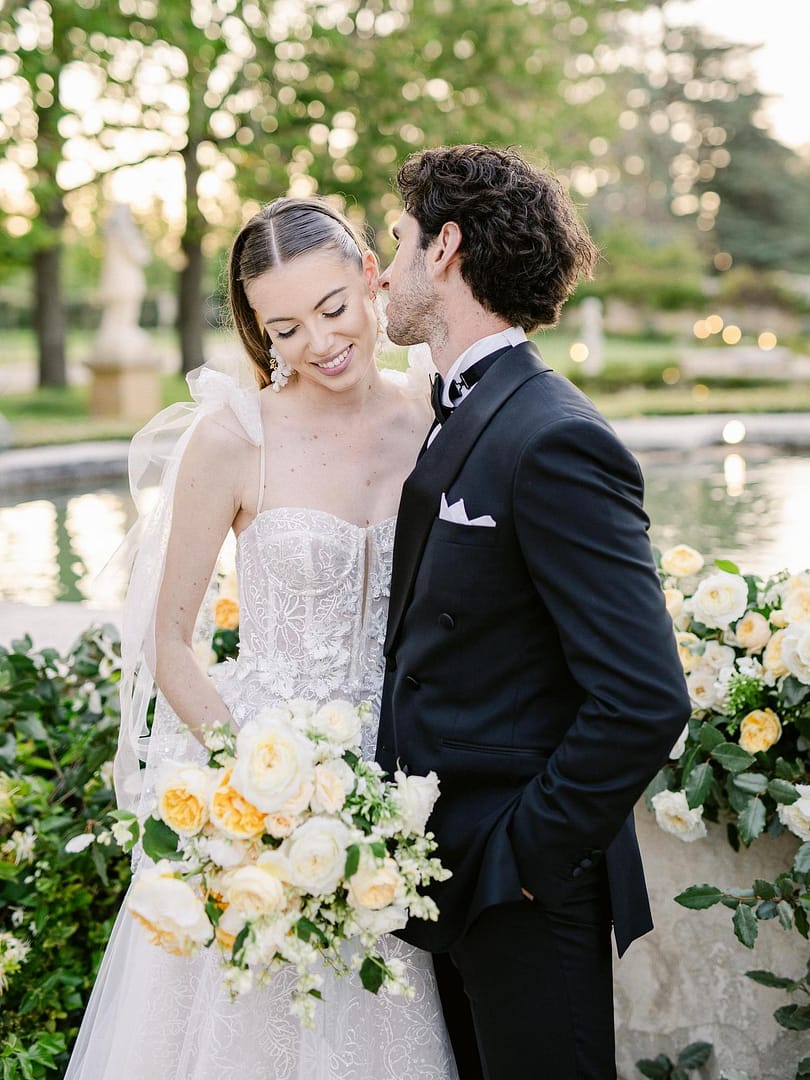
[268,339,293,392]
[372,293,388,357]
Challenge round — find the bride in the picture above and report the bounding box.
[65,198,457,1079]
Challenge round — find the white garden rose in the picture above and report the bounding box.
[231,713,315,813]
[781,621,810,684]
[663,588,684,619]
[777,784,810,842]
[690,571,749,629]
[669,724,689,760]
[783,587,810,624]
[651,790,707,842]
[128,862,211,956]
[701,642,736,670]
[734,611,772,652]
[222,865,286,918]
[285,817,354,895]
[763,629,789,678]
[310,760,354,815]
[661,545,704,578]
[394,770,441,835]
[351,904,409,936]
[264,812,299,839]
[685,670,718,711]
[198,836,249,869]
[309,700,362,748]
[770,609,788,628]
[280,779,315,817]
[347,852,405,910]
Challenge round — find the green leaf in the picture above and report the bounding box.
[685,762,713,809]
[644,768,671,811]
[204,898,222,927]
[778,900,794,930]
[733,903,758,948]
[712,743,756,773]
[715,558,740,574]
[756,900,778,920]
[795,844,810,876]
[796,1056,810,1079]
[344,843,360,879]
[671,1069,689,1080]
[359,955,386,994]
[768,779,800,805]
[797,906,810,939]
[677,1041,713,1069]
[635,1056,673,1079]
[231,924,250,964]
[738,797,767,846]
[753,878,777,900]
[370,840,387,859]
[774,1004,810,1031]
[782,677,810,708]
[295,916,328,949]
[141,816,181,862]
[745,969,800,990]
[675,884,723,910]
[698,723,726,752]
[733,772,768,795]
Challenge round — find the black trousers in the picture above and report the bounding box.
[435,867,616,1080]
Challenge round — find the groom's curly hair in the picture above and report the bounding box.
[396,145,598,331]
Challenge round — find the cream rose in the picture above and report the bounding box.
[685,670,718,711]
[156,764,211,837]
[781,621,810,684]
[128,862,211,956]
[738,708,782,754]
[280,779,315,817]
[394,770,441,835]
[661,545,704,578]
[663,588,684,619]
[675,632,702,673]
[310,760,354,815]
[209,766,266,840]
[351,904,409,936]
[763,629,789,678]
[777,784,810,842]
[231,713,314,813]
[222,865,286,918]
[284,817,354,895]
[651,790,707,842]
[309,700,362,749]
[264,812,299,839]
[702,642,736,670]
[199,836,249,869]
[219,570,239,602]
[770,609,788,628]
[784,587,810,624]
[347,852,404,911]
[690,571,749,629]
[735,611,772,652]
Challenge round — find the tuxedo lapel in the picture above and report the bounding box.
[385,341,550,655]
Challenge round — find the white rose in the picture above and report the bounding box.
[352,904,409,936]
[777,784,810,842]
[702,641,736,670]
[219,570,239,602]
[685,670,718,711]
[199,836,249,869]
[222,865,286,917]
[264,812,299,839]
[663,588,684,619]
[690,571,749,629]
[231,714,314,813]
[394,770,441,835]
[661,545,704,578]
[669,724,689,760]
[651,790,707,843]
[280,779,315,816]
[284,817,354,895]
[309,700,362,748]
[311,760,354,815]
[784,588,810,625]
[128,862,211,955]
[781,621,810,684]
[735,611,772,652]
[347,851,404,910]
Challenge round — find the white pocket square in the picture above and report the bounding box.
[439,493,496,528]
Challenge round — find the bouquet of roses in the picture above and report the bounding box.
[111,699,451,1024]
[647,544,810,848]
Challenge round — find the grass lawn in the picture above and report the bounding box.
[3,331,810,447]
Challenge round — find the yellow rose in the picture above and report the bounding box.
[157,765,210,837]
[770,609,787,628]
[675,632,701,673]
[763,629,788,677]
[784,588,810,624]
[735,611,771,652]
[222,865,286,918]
[219,570,239,602]
[739,708,782,754]
[664,588,684,620]
[209,766,266,840]
[661,545,704,578]
[347,853,404,910]
[214,597,240,630]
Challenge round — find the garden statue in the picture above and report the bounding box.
[579,295,604,376]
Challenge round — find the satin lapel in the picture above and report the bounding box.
[385,341,550,655]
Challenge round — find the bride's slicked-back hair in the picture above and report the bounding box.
[228,198,368,387]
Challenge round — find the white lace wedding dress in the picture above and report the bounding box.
[65,505,458,1080]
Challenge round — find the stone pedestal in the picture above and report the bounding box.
[614,806,803,1079]
[86,361,161,420]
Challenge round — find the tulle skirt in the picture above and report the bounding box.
[64,881,457,1080]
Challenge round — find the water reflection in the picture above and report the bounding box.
[1,449,809,606]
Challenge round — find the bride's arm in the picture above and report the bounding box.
[153,415,252,741]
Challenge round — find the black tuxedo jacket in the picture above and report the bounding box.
[376,341,690,955]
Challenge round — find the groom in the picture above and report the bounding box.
[376,145,690,1079]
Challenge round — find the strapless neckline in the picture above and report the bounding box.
[237,506,397,544]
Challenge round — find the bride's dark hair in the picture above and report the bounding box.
[228,198,369,387]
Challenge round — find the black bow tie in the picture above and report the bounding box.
[430,347,510,426]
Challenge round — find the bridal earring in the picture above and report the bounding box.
[268,339,293,392]
[373,293,388,357]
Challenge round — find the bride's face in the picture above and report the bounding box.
[246,249,379,393]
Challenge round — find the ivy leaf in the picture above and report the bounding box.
[774,1004,810,1031]
[745,969,800,990]
[733,903,758,948]
[768,779,800,805]
[712,743,756,774]
[635,1056,672,1079]
[738,797,766,846]
[359,955,385,994]
[685,762,713,809]
[677,1041,713,1069]
[141,816,181,862]
[675,884,723,910]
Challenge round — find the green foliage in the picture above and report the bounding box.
[0,628,130,1077]
[583,226,706,311]
[636,1041,713,1079]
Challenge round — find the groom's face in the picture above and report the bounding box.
[380,212,439,347]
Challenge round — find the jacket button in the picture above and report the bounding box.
[580,857,593,870]
[572,866,584,879]
[438,612,455,630]
[405,675,421,690]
